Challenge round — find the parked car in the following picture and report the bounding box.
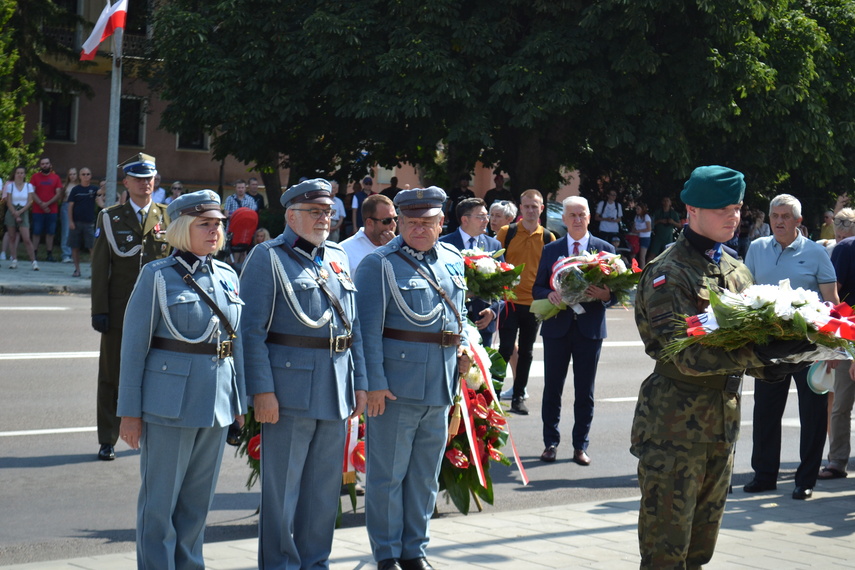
[545,201,567,238]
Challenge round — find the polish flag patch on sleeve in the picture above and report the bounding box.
[653,275,667,288]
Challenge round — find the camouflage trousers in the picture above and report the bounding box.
[635,438,733,569]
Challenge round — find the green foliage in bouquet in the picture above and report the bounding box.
[439,347,512,515]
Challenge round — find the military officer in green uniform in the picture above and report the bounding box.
[91,154,171,461]
[631,165,813,568]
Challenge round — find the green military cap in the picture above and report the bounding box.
[680,166,745,208]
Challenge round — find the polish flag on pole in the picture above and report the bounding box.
[80,0,129,61]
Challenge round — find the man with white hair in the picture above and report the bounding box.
[532,196,615,465]
[820,207,855,480]
[743,193,838,500]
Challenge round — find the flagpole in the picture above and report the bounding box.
[105,25,123,207]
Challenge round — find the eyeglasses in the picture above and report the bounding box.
[834,219,855,228]
[80,172,92,176]
[292,208,333,219]
[369,216,398,225]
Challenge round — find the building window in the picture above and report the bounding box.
[177,128,210,151]
[119,97,145,147]
[41,92,77,142]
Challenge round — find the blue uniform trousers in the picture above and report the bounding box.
[137,422,228,570]
[258,416,346,570]
[366,401,448,561]
[541,323,602,450]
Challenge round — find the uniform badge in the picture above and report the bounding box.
[126,234,134,242]
[318,268,330,281]
[221,279,241,302]
[653,275,667,288]
[452,275,467,288]
[94,228,101,238]
[112,215,120,222]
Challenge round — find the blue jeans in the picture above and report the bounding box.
[60,202,71,259]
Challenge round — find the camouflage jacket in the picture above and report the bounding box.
[631,232,767,447]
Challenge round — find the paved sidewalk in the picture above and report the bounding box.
[0,256,91,295]
[8,483,855,569]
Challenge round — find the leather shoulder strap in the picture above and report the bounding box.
[393,250,463,333]
[279,242,352,334]
[171,263,237,338]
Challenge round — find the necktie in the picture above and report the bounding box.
[468,237,475,249]
[139,209,147,226]
[573,241,580,255]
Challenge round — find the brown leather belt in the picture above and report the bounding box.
[151,336,233,359]
[266,331,353,352]
[654,361,742,392]
[382,327,461,347]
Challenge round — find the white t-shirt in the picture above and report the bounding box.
[596,200,622,233]
[4,181,34,208]
[340,228,378,271]
[331,197,346,224]
[634,214,652,238]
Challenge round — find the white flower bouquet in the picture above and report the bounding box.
[461,249,523,302]
[531,251,642,321]
[663,279,855,363]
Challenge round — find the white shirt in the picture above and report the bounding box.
[340,228,379,271]
[458,228,484,250]
[567,233,591,256]
[4,181,34,207]
[151,186,167,204]
[331,197,346,224]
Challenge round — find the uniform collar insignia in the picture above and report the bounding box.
[401,244,435,261]
[174,250,206,273]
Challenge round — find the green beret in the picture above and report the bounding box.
[680,166,745,208]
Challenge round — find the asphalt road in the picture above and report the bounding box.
[0,295,812,565]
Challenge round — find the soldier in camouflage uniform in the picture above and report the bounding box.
[90,154,170,461]
[631,166,812,569]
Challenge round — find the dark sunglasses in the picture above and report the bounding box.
[369,216,397,225]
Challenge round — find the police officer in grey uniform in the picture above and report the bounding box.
[117,190,246,569]
[355,187,471,570]
[91,153,170,461]
[240,178,367,569]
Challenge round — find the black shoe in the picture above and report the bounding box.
[792,486,813,500]
[377,559,403,570]
[510,397,529,415]
[400,557,434,570]
[46,254,56,262]
[225,420,242,447]
[97,444,115,461]
[743,478,776,493]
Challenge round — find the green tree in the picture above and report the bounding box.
[9,0,92,101]
[152,0,855,216]
[0,0,43,178]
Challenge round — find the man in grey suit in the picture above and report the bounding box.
[355,187,470,570]
[240,179,368,569]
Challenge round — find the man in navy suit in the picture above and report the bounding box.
[532,196,616,465]
[439,197,503,346]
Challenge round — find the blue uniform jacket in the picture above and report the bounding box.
[354,235,468,407]
[117,255,247,427]
[438,230,505,335]
[532,234,617,340]
[239,228,367,421]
